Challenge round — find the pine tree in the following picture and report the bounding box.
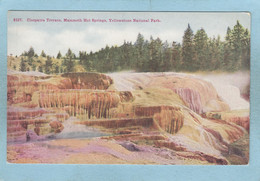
[148,36,162,72]
[223,21,250,71]
[155,38,163,72]
[120,41,129,69]
[161,41,172,71]
[66,48,73,59]
[242,29,250,69]
[32,64,36,71]
[182,24,195,71]
[21,51,28,56]
[172,41,181,71]
[63,48,75,72]
[57,51,62,59]
[134,33,145,71]
[104,45,113,72]
[38,66,43,72]
[44,56,53,74]
[223,27,233,71]
[27,47,35,58]
[137,40,150,72]
[211,35,224,70]
[54,64,59,74]
[80,50,92,71]
[194,28,209,70]
[231,20,245,70]
[20,58,26,72]
[41,50,46,57]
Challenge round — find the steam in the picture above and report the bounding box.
[196,71,250,110]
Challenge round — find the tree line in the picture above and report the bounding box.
[16,20,250,74]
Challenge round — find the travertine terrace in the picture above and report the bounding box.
[7,71,249,164]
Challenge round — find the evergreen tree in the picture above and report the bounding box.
[148,36,163,72]
[27,47,35,58]
[211,35,224,70]
[65,59,75,72]
[113,46,121,71]
[57,51,62,59]
[135,39,150,72]
[63,48,75,72]
[54,64,60,74]
[241,29,250,69]
[66,48,73,59]
[161,41,172,71]
[80,51,92,71]
[121,41,132,70]
[32,64,36,71]
[44,56,53,74]
[28,57,34,66]
[21,51,28,56]
[231,20,245,70]
[41,50,46,57]
[155,38,163,72]
[194,28,209,70]
[134,33,145,71]
[20,58,26,72]
[38,66,43,72]
[21,23,247,73]
[104,45,112,72]
[172,41,182,71]
[182,24,195,71]
[223,27,233,70]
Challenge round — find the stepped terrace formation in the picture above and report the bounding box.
[7,71,249,165]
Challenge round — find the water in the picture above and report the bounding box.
[55,117,109,139]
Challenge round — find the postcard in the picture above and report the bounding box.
[7,11,250,165]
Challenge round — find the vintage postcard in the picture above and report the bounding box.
[7,11,250,165]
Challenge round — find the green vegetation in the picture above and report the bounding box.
[8,20,250,74]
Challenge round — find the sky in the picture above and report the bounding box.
[8,11,251,57]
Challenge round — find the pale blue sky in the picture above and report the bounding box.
[8,11,250,56]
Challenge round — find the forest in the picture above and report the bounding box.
[11,20,250,74]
